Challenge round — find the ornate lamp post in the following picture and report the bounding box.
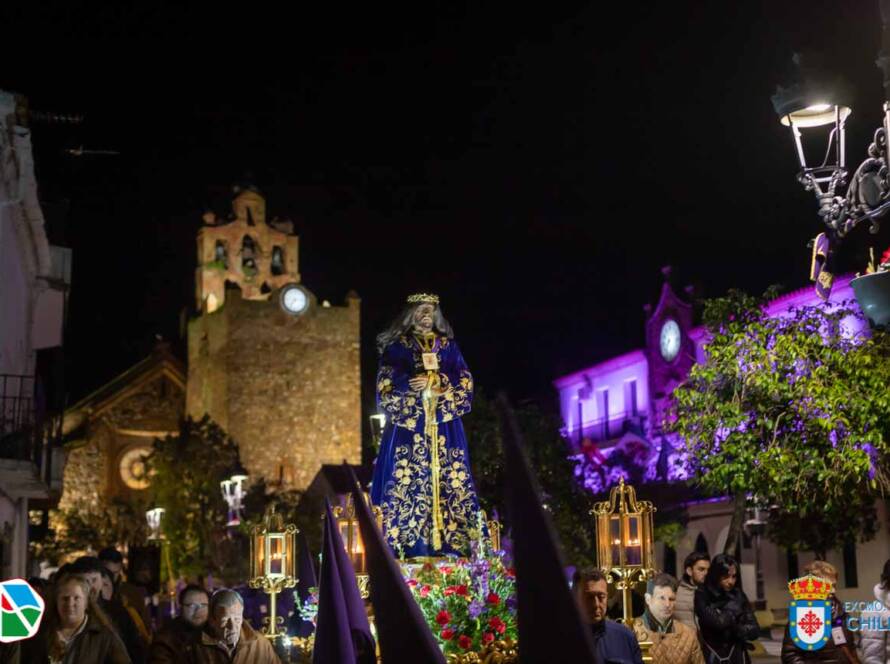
[249,506,297,639]
[146,507,176,617]
[591,478,656,626]
[146,507,165,542]
[332,492,383,599]
[220,461,248,527]
[771,3,890,324]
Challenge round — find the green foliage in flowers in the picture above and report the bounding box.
[669,288,890,556]
[464,390,597,567]
[405,553,517,655]
[147,416,247,580]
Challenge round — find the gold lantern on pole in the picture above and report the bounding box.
[591,477,656,626]
[249,506,297,639]
[331,492,383,599]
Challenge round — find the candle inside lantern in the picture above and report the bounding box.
[268,535,285,577]
[625,516,642,566]
[352,522,365,573]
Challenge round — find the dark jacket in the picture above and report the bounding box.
[20,614,131,664]
[101,596,148,664]
[781,595,859,664]
[694,585,759,664]
[590,619,645,664]
[191,622,281,664]
[148,617,202,664]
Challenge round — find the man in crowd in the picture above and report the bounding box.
[149,584,210,663]
[632,573,705,664]
[675,552,709,628]
[193,588,280,663]
[573,568,644,664]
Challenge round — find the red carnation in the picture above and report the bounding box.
[486,592,501,606]
[505,567,516,578]
[881,246,890,266]
[419,585,431,598]
[489,616,506,634]
[407,579,418,588]
[444,587,455,596]
[455,585,469,597]
[436,610,451,626]
[440,628,455,640]
[458,635,473,650]
[482,632,495,645]
[440,565,453,575]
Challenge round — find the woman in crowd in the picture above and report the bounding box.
[695,553,760,664]
[20,573,130,664]
[859,559,889,664]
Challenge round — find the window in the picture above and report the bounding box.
[843,540,858,588]
[624,380,638,417]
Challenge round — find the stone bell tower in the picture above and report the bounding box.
[186,185,361,490]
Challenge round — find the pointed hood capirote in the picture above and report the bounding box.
[346,465,446,664]
[496,393,597,664]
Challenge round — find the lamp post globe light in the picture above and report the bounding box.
[221,460,248,527]
[772,1,890,325]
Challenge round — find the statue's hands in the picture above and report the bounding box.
[408,375,429,392]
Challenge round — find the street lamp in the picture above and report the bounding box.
[249,506,297,639]
[146,507,165,542]
[771,7,890,321]
[369,413,386,451]
[591,478,656,626]
[221,461,248,526]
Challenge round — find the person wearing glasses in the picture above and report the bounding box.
[148,585,210,664]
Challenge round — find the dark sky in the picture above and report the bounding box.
[6,1,889,413]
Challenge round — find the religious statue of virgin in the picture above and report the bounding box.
[370,293,485,558]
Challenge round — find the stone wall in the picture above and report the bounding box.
[56,375,184,517]
[187,288,361,490]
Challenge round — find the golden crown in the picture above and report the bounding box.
[788,575,834,601]
[407,293,439,305]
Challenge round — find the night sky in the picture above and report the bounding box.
[6,1,889,414]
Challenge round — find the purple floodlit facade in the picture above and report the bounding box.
[554,273,863,494]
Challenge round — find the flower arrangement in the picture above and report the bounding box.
[405,543,517,657]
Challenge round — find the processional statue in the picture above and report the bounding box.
[370,293,485,558]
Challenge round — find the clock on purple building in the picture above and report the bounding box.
[659,319,681,362]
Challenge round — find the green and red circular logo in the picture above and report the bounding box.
[0,579,45,643]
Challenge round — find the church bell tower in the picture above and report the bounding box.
[186,185,361,490]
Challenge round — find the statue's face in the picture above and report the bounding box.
[413,304,436,333]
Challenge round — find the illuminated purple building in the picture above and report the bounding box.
[554,270,886,613]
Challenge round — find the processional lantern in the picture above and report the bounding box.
[591,478,656,625]
[332,492,383,599]
[249,506,297,639]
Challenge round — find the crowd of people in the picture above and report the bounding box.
[0,549,282,664]
[571,552,874,664]
[6,545,890,663]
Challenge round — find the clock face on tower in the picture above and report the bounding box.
[659,318,681,362]
[279,284,309,316]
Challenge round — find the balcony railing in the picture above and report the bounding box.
[573,413,647,445]
[0,374,61,486]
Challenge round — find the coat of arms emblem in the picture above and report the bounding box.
[788,574,833,651]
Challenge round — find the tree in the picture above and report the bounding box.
[464,390,598,567]
[148,416,247,581]
[669,288,890,557]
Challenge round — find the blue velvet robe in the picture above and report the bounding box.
[370,334,484,558]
